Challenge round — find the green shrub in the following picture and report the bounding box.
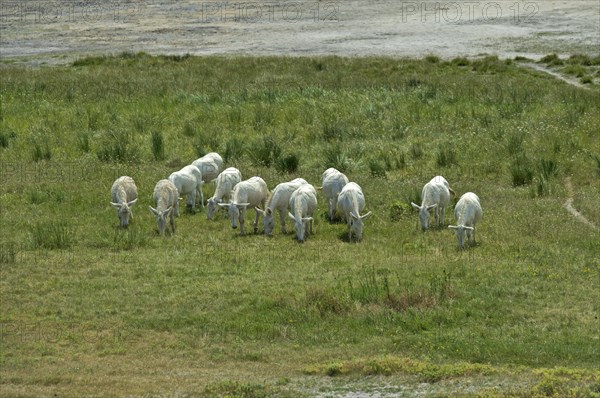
[389,201,412,222]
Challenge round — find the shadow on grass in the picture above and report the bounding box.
[338,230,359,243]
[319,211,346,225]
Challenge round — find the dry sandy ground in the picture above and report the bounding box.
[1,0,598,64]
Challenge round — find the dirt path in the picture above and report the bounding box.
[519,65,598,231]
[519,62,591,90]
[563,177,598,231]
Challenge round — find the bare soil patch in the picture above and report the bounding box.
[1,0,598,65]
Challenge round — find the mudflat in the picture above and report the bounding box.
[1,0,598,64]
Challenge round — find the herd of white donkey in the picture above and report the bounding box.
[111,153,482,247]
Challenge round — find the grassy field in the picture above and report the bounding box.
[1,54,599,397]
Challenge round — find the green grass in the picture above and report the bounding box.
[0,53,599,397]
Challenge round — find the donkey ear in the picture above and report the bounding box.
[361,211,372,220]
[111,202,121,209]
[448,225,458,230]
[255,207,265,215]
[411,202,421,210]
[288,212,296,221]
[427,204,437,210]
[127,198,138,207]
[218,203,230,208]
[149,206,159,216]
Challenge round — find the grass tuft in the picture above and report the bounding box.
[539,158,558,180]
[593,154,600,176]
[304,287,351,317]
[182,121,196,137]
[77,131,90,153]
[150,130,165,161]
[249,135,282,167]
[306,355,496,382]
[539,53,564,66]
[32,139,52,162]
[471,55,507,72]
[96,129,140,162]
[435,144,457,167]
[224,136,246,162]
[112,226,149,250]
[425,54,440,64]
[510,155,534,187]
[451,57,470,66]
[0,130,12,148]
[203,380,274,398]
[275,152,300,174]
[29,221,75,250]
[346,266,455,312]
[322,119,347,141]
[567,54,593,66]
[409,142,424,160]
[323,147,354,173]
[368,157,387,178]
